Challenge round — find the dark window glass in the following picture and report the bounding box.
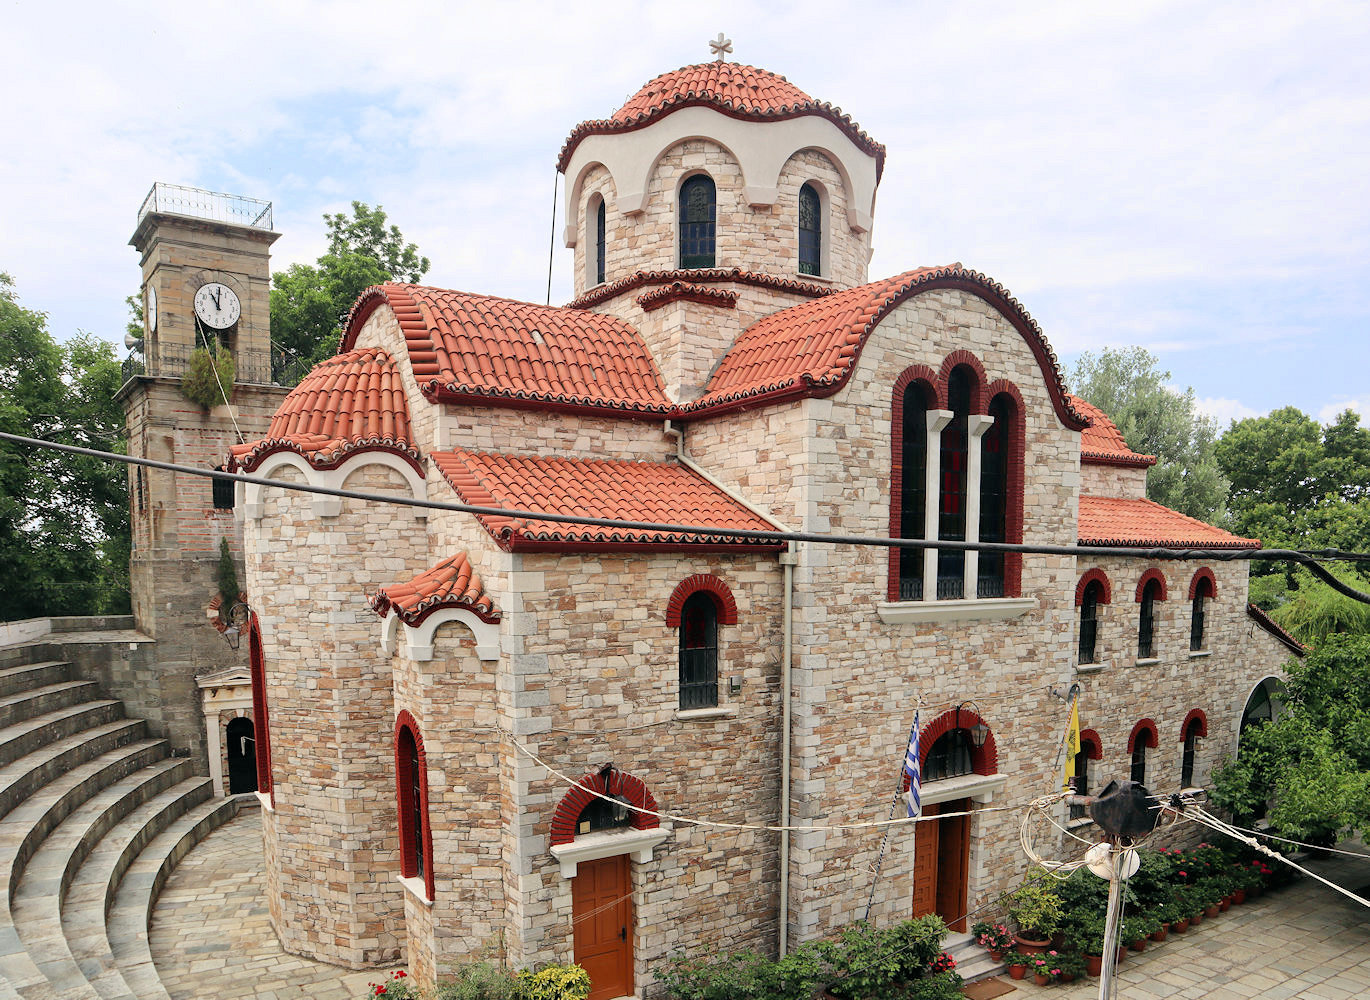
[1131,743,1147,785]
[576,794,633,835]
[679,591,718,709]
[398,726,425,880]
[1078,581,1101,664]
[1190,583,1209,651]
[799,182,821,276]
[595,200,606,285]
[899,383,929,600]
[1070,744,1093,820]
[1241,684,1273,733]
[978,396,1010,597]
[1138,579,1159,658]
[213,469,235,510]
[1181,719,1201,788]
[924,728,974,782]
[679,175,716,268]
[937,369,971,598]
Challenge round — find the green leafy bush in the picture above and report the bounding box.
[520,964,590,1000]
[181,346,235,409]
[1002,870,1063,939]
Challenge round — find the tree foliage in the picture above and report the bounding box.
[269,202,429,379]
[0,273,129,618]
[1070,347,1229,523]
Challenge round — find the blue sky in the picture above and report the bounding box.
[3,0,1366,426]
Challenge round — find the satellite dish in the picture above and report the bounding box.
[124,332,143,351]
[1085,841,1140,880]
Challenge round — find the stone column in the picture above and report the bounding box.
[964,415,997,599]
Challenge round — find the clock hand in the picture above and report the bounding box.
[212,288,222,310]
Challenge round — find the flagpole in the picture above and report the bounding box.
[865,713,922,923]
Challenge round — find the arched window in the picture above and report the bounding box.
[978,395,1011,597]
[1190,574,1214,651]
[678,175,716,268]
[1070,731,1102,820]
[1130,742,1147,785]
[798,182,821,276]
[937,368,972,598]
[924,728,975,782]
[1138,577,1162,658]
[1128,719,1157,787]
[246,615,273,804]
[897,380,932,600]
[1241,681,1276,734]
[595,199,607,286]
[678,591,719,709]
[395,714,434,899]
[1181,715,1205,788]
[1078,580,1103,665]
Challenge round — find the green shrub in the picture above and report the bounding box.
[216,538,238,618]
[1003,870,1063,939]
[903,970,964,999]
[520,963,590,1000]
[433,960,526,1000]
[181,345,235,409]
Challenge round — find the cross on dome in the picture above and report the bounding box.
[709,33,732,61]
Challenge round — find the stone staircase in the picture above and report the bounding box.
[944,930,1004,983]
[0,636,243,999]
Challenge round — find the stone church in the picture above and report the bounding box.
[222,55,1301,998]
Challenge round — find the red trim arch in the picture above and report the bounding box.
[938,350,989,414]
[1188,568,1217,600]
[246,614,273,806]
[887,365,941,601]
[1127,718,1159,753]
[985,379,1025,598]
[1180,708,1209,740]
[550,768,660,847]
[395,710,436,901]
[909,708,1000,779]
[1078,728,1103,760]
[1135,569,1168,602]
[1076,568,1113,606]
[665,575,738,628]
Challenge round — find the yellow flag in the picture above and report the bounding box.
[1063,698,1082,792]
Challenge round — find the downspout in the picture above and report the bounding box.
[663,420,796,955]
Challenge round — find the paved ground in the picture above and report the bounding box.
[149,810,401,999]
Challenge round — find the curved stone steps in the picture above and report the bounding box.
[0,680,101,732]
[105,796,243,1000]
[0,700,125,772]
[60,776,213,1000]
[0,719,146,822]
[9,759,194,998]
[0,663,70,700]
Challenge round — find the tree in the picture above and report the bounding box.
[1070,347,1229,523]
[269,202,430,379]
[0,273,129,618]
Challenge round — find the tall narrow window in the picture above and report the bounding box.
[1130,743,1147,785]
[679,591,719,709]
[246,616,272,802]
[213,468,235,510]
[1181,717,1203,788]
[1190,577,1213,651]
[798,182,821,276]
[937,369,971,598]
[595,199,607,286]
[1138,578,1161,658]
[978,395,1010,597]
[1069,735,1098,820]
[1078,581,1102,664]
[395,717,432,897]
[678,175,716,268]
[898,383,930,600]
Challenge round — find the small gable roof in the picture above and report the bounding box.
[370,552,499,626]
[1078,496,1259,549]
[341,284,672,417]
[689,264,1089,429]
[1068,396,1156,468]
[558,62,885,178]
[1246,602,1306,656]
[431,449,782,552]
[227,347,421,473]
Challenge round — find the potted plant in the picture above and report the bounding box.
[1030,955,1052,986]
[1004,873,1063,953]
[1002,950,1029,981]
[1057,951,1086,983]
[971,921,1013,961]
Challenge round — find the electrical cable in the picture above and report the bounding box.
[2,430,1367,606]
[1213,823,1370,861]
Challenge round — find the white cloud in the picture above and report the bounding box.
[1319,399,1366,424]
[1195,397,1264,427]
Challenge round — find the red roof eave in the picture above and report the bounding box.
[1081,450,1158,469]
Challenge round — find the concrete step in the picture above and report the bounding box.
[944,930,1004,983]
[105,796,242,1000]
[0,680,101,732]
[0,701,125,771]
[0,663,71,700]
[0,719,146,822]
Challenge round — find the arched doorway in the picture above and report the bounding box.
[1238,676,1284,741]
[226,716,258,794]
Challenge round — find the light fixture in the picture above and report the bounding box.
[955,700,991,749]
[599,762,631,824]
[221,601,251,650]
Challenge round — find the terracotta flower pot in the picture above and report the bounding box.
[1061,972,1076,983]
[1129,938,1146,952]
[1084,954,1103,977]
[1205,904,1221,918]
[1015,933,1050,955]
[1008,964,1028,981]
[1034,973,1050,986]
[1190,910,1203,925]
[1219,896,1232,912]
[1150,926,1168,942]
[1172,917,1190,933]
[989,950,1004,961]
[1116,945,1129,964]
[1232,889,1246,905]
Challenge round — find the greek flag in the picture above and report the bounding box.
[903,712,922,819]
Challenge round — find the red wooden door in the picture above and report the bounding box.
[935,800,970,932]
[910,802,941,918]
[572,855,633,1000]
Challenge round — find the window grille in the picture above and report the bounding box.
[978,397,1009,597]
[678,591,719,709]
[898,384,928,598]
[1181,719,1202,787]
[576,795,633,835]
[1078,582,1101,664]
[1190,592,1207,651]
[595,200,606,285]
[1070,745,1093,819]
[1130,744,1147,785]
[213,469,235,510]
[1138,580,1159,658]
[924,728,974,782]
[798,182,821,275]
[678,176,717,268]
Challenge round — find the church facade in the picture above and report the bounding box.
[231,57,1300,998]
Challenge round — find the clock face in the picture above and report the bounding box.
[146,285,158,333]
[194,282,241,330]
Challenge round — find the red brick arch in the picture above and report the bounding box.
[1127,718,1159,753]
[938,349,989,414]
[1135,568,1168,602]
[550,768,660,847]
[1180,708,1208,740]
[394,709,436,901]
[665,574,737,628]
[1188,568,1217,600]
[902,707,1000,783]
[1079,728,1104,760]
[1075,568,1113,606]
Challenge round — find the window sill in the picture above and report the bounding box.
[550,825,672,878]
[877,597,1035,625]
[674,706,738,722]
[921,772,1007,806]
[254,791,274,813]
[1131,657,1161,668]
[1188,649,1211,659]
[396,874,434,908]
[796,271,836,284]
[1074,662,1106,674]
[1067,816,1094,831]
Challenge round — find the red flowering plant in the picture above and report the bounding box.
[971,921,1013,954]
[368,970,415,999]
[929,952,957,974]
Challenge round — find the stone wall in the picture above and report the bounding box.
[1080,460,1148,499]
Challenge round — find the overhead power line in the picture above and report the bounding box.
[2,429,1367,606]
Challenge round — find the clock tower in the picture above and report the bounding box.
[118,183,291,769]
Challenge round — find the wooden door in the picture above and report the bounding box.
[935,799,970,932]
[910,802,941,918]
[572,855,633,1000]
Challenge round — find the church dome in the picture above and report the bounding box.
[557,62,885,176]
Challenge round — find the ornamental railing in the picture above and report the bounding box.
[137,182,273,231]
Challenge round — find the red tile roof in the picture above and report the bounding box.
[341,284,672,416]
[567,267,832,311]
[227,348,422,473]
[689,264,1089,428]
[431,449,782,552]
[370,552,499,626]
[1078,497,1259,549]
[558,62,885,177]
[637,281,737,313]
[1068,396,1156,468]
[1246,602,1305,655]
